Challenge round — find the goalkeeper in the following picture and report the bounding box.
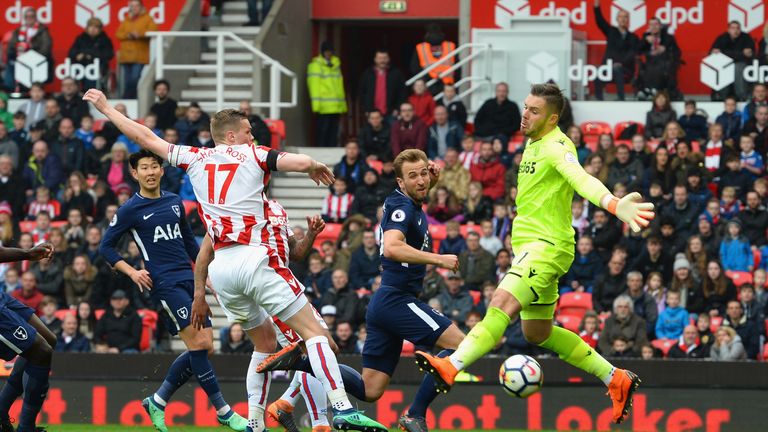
[415,83,654,425]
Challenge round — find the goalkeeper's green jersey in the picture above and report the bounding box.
[512,126,611,251]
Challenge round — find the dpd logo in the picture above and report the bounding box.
[700,53,735,91]
[728,0,764,33]
[494,0,587,27]
[655,1,703,33]
[55,58,101,81]
[5,0,51,24]
[118,0,166,23]
[569,59,614,87]
[75,0,110,29]
[14,49,48,89]
[526,52,559,84]
[611,0,646,32]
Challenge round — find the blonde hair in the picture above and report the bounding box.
[210,109,248,142]
[393,149,429,178]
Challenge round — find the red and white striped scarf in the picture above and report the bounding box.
[704,140,723,172]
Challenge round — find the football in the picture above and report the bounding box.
[499,354,543,398]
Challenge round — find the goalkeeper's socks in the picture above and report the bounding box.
[450,307,510,371]
[17,364,49,432]
[154,351,193,408]
[409,349,453,418]
[0,357,26,419]
[537,326,614,384]
[189,349,229,414]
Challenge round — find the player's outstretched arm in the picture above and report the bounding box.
[288,215,325,262]
[383,230,458,271]
[192,234,214,330]
[83,89,171,160]
[276,153,335,186]
[0,243,53,263]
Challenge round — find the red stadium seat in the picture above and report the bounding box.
[54,309,75,321]
[139,309,159,353]
[725,271,753,287]
[690,140,701,153]
[710,316,724,333]
[313,223,343,251]
[469,290,481,306]
[598,311,611,330]
[764,319,768,338]
[558,292,593,318]
[754,249,761,270]
[264,119,286,150]
[93,118,108,132]
[651,338,676,357]
[557,314,581,332]
[508,132,525,153]
[182,200,197,216]
[613,121,644,140]
[429,224,447,241]
[94,309,105,320]
[460,224,480,237]
[763,342,768,361]
[584,135,599,152]
[368,160,383,174]
[580,121,611,138]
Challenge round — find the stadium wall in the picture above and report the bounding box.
[5,354,765,430]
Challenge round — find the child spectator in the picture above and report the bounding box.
[63,254,97,307]
[640,344,657,360]
[439,84,467,127]
[9,112,29,148]
[438,220,467,256]
[76,115,95,150]
[571,199,589,236]
[563,236,601,294]
[478,219,503,255]
[719,156,752,202]
[30,211,52,245]
[408,79,436,127]
[719,186,741,221]
[753,268,768,305]
[578,311,600,349]
[678,100,708,141]
[27,186,60,220]
[38,296,62,335]
[491,203,511,241]
[609,336,637,358]
[426,186,462,224]
[697,314,715,348]
[655,290,687,339]
[644,271,667,314]
[458,135,478,170]
[322,177,354,223]
[720,220,752,272]
[738,134,764,180]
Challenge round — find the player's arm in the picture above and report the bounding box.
[191,234,213,330]
[275,152,335,186]
[383,229,458,271]
[99,209,153,291]
[550,144,654,232]
[83,89,170,160]
[0,244,53,263]
[288,215,325,262]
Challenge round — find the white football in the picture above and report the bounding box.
[499,354,543,398]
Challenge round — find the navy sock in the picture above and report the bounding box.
[338,364,366,401]
[0,357,26,419]
[408,349,453,418]
[294,356,313,373]
[189,350,227,412]
[155,351,193,407]
[18,364,49,431]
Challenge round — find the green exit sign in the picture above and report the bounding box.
[380,0,407,13]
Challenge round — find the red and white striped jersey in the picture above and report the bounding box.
[321,192,354,223]
[264,199,294,266]
[167,143,284,250]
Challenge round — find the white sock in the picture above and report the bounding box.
[305,335,352,412]
[602,367,616,386]
[152,393,167,408]
[247,351,272,430]
[217,405,232,417]
[299,372,330,427]
[278,372,303,407]
[448,355,464,371]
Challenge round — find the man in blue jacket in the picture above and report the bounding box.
[428,106,463,159]
[23,140,64,193]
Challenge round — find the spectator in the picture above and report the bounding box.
[391,102,427,155]
[607,336,637,358]
[0,156,25,217]
[494,249,511,283]
[563,236,602,293]
[492,203,511,241]
[462,181,493,224]
[696,314,715,348]
[427,105,462,159]
[473,82,521,142]
[321,240,349,273]
[592,0,639,101]
[308,41,347,147]
[18,84,47,129]
[244,0,272,25]
[438,84,467,127]
[29,211,52,245]
[0,124,19,169]
[743,105,768,155]
[593,255,626,312]
[321,270,365,328]
[29,254,63,302]
[470,141,506,201]
[422,264,447,300]
[9,112,29,153]
[739,284,763,323]
[459,231,495,291]
[637,18,681,99]
[333,322,358,354]
[148,80,179,130]
[741,192,768,248]
[566,125,590,165]
[56,313,91,352]
[644,91,676,140]
[655,290,686,339]
[35,99,63,143]
[703,123,729,175]
[76,301,97,340]
[438,220,466,256]
[607,144,643,191]
[333,140,368,192]
[0,93,12,130]
[426,187,462,224]
[68,17,114,90]
[76,115,95,150]
[720,219,752,272]
[63,254,97,307]
[4,7,52,91]
[348,230,380,290]
[458,135,478,171]
[742,83,767,125]
[438,271,473,322]
[640,345,657,359]
[409,79,436,127]
[56,78,90,125]
[62,208,86,248]
[461,311,482,335]
[685,235,709,281]
[644,271,666,314]
[354,323,367,354]
[670,253,704,314]
[85,134,109,177]
[322,177,354,224]
[99,143,136,194]
[685,169,712,214]
[52,118,86,175]
[62,172,95,218]
[642,147,675,196]
[598,295,648,356]
[739,134,764,180]
[38,295,62,335]
[115,0,158,98]
[11,271,44,313]
[723,300,761,359]
[351,169,386,222]
[624,271,657,335]
[358,49,407,118]
[716,97,743,145]
[677,100,708,141]
[660,185,698,239]
[1,268,20,293]
[94,289,142,353]
[174,103,207,146]
[188,122,214,149]
[358,110,392,162]
[711,21,755,101]
[303,254,332,302]
[220,323,254,354]
[589,208,621,262]
[709,326,746,361]
[236,100,271,148]
[431,147,470,201]
[579,311,601,349]
[478,219,503,256]
[720,159,752,204]
[668,325,709,359]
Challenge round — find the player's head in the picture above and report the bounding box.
[393,149,430,202]
[522,83,564,140]
[129,150,164,194]
[211,109,252,145]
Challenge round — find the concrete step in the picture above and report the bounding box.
[286,146,344,166]
[179,101,251,112]
[201,52,254,62]
[209,25,261,35]
[271,176,324,188]
[221,13,250,25]
[222,1,248,12]
[284,208,322,225]
[195,65,253,74]
[188,76,253,87]
[221,39,256,50]
[271,187,328,199]
[276,198,324,209]
[180,89,256,100]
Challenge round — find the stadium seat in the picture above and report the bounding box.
[264,119,286,150]
[754,249,761,270]
[764,319,768,338]
[710,316,724,333]
[313,223,343,250]
[557,314,580,332]
[651,338,676,357]
[613,121,644,140]
[138,309,159,353]
[19,220,67,233]
[580,121,611,138]
[182,200,197,216]
[469,290,481,306]
[508,132,525,153]
[429,224,447,241]
[94,309,105,320]
[583,135,599,152]
[54,309,75,320]
[725,271,753,287]
[763,342,768,361]
[598,311,611,330]
[93,118,108,132]
[368,160,383,174]
[558,292,593,318]
[460,224,480,237]
[690,140,701,153]
[401,340,415,355]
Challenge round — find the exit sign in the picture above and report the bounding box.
[380,0,407,13]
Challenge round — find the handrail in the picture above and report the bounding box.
[405,43,490,88]
[146,31,297,118]
[433,76,491,103]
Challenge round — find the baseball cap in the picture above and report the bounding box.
[320,305,337,316]
[111,289,128,300]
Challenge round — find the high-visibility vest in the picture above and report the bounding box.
[307,55,348,115]
[416,41,456,85]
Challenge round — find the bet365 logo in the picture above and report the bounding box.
[518,161,537,175]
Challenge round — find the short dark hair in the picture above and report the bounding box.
[12,111,26,120]
[530,83,565,118]
[684,99,696,108]
[129,149,164,170]
[153,79,170,91]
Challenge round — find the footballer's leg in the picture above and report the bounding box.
[244,313,277,432]
[298,372,331,432]
[267,372,302,432]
